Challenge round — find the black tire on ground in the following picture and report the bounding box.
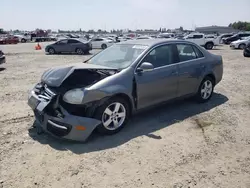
[48,47,55,55]
[84,50,90,55]
[243,52,250,57]
[239,44,246,50]
[101,44,107,49]
[195,76,215,103]
[76,48,84,55]
[205,42,214,50]
[94,97,131,135]
[21,38,26,43]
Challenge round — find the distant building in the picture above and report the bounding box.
[195,26,239,34]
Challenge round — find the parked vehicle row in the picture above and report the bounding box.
[223,32,250,44]
[230,36,250,49]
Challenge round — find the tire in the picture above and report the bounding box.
[195,76,215,103]
[84,50,90,55]
[205,42,214,50]
[21,38,26,43]
[244,52,250,57]
[48,47,55,55]
[94,97,130,135]
[101,44,107,49]
[76,48,84,55]
[239,44,246,50]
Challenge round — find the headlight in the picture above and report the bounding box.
[63,88,84,104]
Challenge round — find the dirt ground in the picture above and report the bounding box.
[0,42,250,188]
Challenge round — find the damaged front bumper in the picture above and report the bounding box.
[28,85,101,142]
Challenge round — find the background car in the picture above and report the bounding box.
[223,32,250,44]
[45,38,92,55]
[90,38,114,49]
[230,36,250,49]
[243,43,250,57]
[0,35,19,44]
[0,50,5,65]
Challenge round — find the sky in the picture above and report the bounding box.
[1,0,250,31]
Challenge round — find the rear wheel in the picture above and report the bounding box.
[101,44,107,49]
[94,97,130,135]
[196,76,215,103]
[205,42,214,50]
[21,38,26,43]
[239,44,246,49]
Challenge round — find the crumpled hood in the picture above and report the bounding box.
[41,63,116,87]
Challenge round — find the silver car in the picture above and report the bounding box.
[28,39,223,141]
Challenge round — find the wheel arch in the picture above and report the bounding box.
[111,93,134,115]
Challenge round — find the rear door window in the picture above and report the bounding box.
[68,39,80,44]
[176,44,197,62]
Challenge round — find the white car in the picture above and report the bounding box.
[184,33,220,50]
[90,38,114,49]
[230,37,250,49]
[14,34,31,43]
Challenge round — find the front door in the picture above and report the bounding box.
[135,44,179,109]
[54,39,69,52]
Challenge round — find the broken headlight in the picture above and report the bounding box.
[63,88,84,104]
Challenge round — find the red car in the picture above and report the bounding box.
[0,35,19,44]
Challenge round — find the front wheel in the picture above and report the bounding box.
[48,47,55,54]
[76,48,84,55]
[239,44,246,49]
[94,97,130,135]
[196,77,214,103]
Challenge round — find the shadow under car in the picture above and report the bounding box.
[28,93,228,154]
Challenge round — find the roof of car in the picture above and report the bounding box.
[118,38,183,47]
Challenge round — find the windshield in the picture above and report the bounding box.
[88,44,148,69]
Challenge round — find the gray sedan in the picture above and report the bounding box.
[45,38,92,55]
[28,39,223,141]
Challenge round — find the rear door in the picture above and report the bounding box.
[67,39,81,52]
[175,43,204,97]
[193,34,204,46]
[91,38,103,48]
[135,44,179,109]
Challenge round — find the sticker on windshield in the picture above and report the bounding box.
[132,45,148,50]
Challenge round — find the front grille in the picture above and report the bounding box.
[34,83,56,102]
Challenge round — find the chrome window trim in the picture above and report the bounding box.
[134,41,205,73]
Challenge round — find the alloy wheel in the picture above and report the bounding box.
[201,80,213,99]
[102,102,126,131]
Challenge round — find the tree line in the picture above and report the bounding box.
[229,21,250,31]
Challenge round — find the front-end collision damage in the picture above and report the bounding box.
[29,63,120,141]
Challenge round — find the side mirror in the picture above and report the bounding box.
[136,62,154,73]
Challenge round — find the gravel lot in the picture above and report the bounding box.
[0,42,250,188]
